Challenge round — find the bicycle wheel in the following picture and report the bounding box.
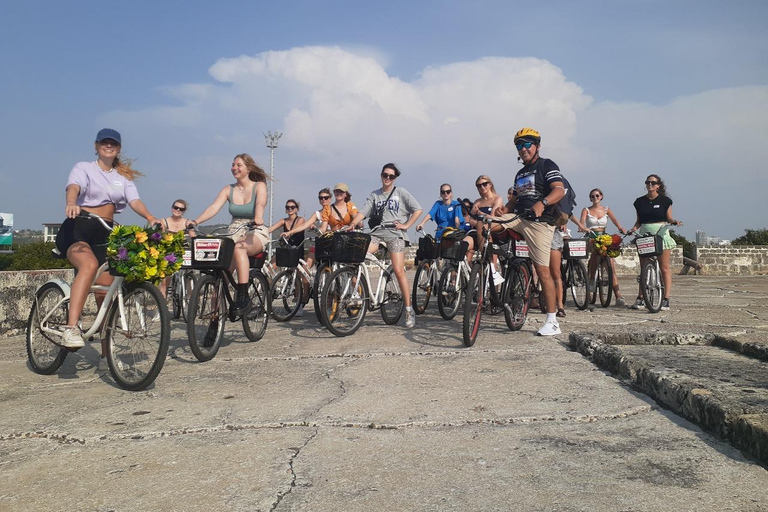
[105,282,169,391]
[436,263,463,320]
[412,260,433,315]
[569,260,589,310]
[187,273,226,361]
[313,263,333,325]
[381,264,405,325]
[597,257,613,307]
[462,263,485,347]
[641,261,663,313]
[243,271,269,341]
[179,271,197,322]
[321,266,368,336]
[26,282,69,374]
[170,274,182,319]
[269,268,303,321]
[502,260,530,331]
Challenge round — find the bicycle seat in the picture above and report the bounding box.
[249,252,267,269]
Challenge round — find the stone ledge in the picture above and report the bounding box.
[569,332,768,467]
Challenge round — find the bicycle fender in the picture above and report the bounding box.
[42,278,71,299]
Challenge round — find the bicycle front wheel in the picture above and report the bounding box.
[321,266,369,337]
[187,273,226,362]
[180,271,197,322]
[503,260,530,331]
[381,264,405,325]
[436,263,463,320]
[269,268,303,321]
[641,261,663,313]
[569,260,589,310]
[106,282,169,391]
[170,274,182,319]
[243,271,269,341]
[598,257,613,307]
[462,263,485,347]
[412,260,433,315]
[313,263,333,325]
[26,282,68,374]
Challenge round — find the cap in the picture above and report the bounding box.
[333,183,349,193]
[95,128,122,144]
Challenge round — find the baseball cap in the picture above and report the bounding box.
[333,183,349,193]
[95,128,122,144]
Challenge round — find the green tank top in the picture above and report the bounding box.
[228,184,257,219]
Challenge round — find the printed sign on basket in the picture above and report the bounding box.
[194,239,223,262]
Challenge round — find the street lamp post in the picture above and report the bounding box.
[264,131,282,259]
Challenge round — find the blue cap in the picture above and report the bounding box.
[95,128,121,144]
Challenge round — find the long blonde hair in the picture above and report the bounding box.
[235,153,269,183]
[95,142,143,181]
[475,175,497,195]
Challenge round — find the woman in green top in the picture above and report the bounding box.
[189,153,270,315]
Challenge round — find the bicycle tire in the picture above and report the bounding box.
[269,268,303,321]
[462,263,484,347]
[187,273,226,361]
[569,260,589,310]
[412,260,433,315]
[313,263,332,325]
[26,282,68,374]
[436,263,463,320]
[321,266,368,337]
[170,274,182,319]
[598,257,613,307]
[243,271,269,341]
[503,260,530,331]
[381,264,405,325]
[641,261,663,313]
[106,282,169,391]
[180,271,197,322]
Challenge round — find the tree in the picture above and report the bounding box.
[669,230,694,259]
[3,242,73,271]
[732,228,768,245]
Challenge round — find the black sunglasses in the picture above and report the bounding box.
[440,189,452,195]
[318,195,331,200]
[645,180,659,186]
[172,205,186,212]
[381,173,397,180]
[589,194,601,199]
[476,181,491,188]
[285,205,297,210]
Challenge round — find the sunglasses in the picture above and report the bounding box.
[172,205,186,212]
[318,195,331,200]
[440,189,452,195]
[98,139,120,147]
[645,180,659,186]
[515,140,534,150]
[589,194,601,199]
[381,173,397,180]
[476,181,491,188]
[285,205,297,210]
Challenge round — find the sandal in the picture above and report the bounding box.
[556,308,566,318]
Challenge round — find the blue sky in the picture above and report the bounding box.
[1,0,767,240]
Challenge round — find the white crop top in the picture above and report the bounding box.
[585,210,609,230]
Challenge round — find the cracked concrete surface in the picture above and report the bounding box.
[1,275,767,511]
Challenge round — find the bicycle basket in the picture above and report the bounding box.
[563,239,588,259]
[635,235,663,257]
[510,238,530,258]
[417,236,439,261]
[332,231,372,263]
[190,236,236,269]
[275,246,301,267]
[440,237,468,261]
[315,233,334,260]
[181,241,193,269]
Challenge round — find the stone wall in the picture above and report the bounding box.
[0,269,75,337]
[693,246,768,275]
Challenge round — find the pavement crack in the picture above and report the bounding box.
[270,427,319,512]
[0,431,86,444]
[311,360,350,417]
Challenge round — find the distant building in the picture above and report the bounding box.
[43,223,61,243]
[696,230,722,246]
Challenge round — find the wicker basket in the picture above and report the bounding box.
[332,232,372,263]
[440,237,468,261]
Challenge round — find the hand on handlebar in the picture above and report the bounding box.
[65,204,81,219]
[415,225,424,233]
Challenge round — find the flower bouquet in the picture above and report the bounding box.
[106,225,185,283]
[591,233,622,258]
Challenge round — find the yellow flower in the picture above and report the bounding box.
[149,246,159,258]
[135,231,148,243]
[138,250,147,259]
[163,233,174,243]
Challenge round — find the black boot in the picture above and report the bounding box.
[230,283,251,317]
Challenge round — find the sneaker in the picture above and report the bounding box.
[404,309,416,328]
[229,296,251,317]
[537,320,562,336]
[630,298,644,309]
[615,297,627,307]
[295,305,305,317]
[97,357,109,372]
[61,327,85,349]
[661,298,670,311]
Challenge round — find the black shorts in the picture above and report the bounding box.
[55,216,114,265]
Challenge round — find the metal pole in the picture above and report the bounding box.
[263,131,282,260]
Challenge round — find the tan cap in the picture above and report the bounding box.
[333,183,349,193]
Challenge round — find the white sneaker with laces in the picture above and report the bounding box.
[537,320,562,336]
[61,327,85,349]
[295,305,305,317]
[404,309,416,328]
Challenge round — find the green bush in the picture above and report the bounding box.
[3,242,73,271]
[669,230,695,260]
[732,228,768,245]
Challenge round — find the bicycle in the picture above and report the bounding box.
[411,228,441,315]
[561,238,589,310]
[167,242,197,321]
[26,212,170,391]
[434,231,473,321]
[633,224,673,313]
[185,223,270,361]
[319,224,405,336]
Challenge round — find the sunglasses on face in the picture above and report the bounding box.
[172,205,186,212]
[515,140,534,150]
[285,205,297,210]
[381,173,397,180]
[99,139,120,147]
[318,195,331,200]
[589,195,601,199]
[645,180,659,186]
[476,181,491,188]
[440,189,452,195]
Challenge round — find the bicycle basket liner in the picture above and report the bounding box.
[332,231,372,263]
[440,237,468,261]
[511,238,530,258]
[563,239,588,259]
[417,236,439,261]
[275,246,301,267]
[191,236,236,269]
[249,252,267,269]
[315,234,334,260]
[635,235,663,257]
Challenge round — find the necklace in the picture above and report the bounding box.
[236,183,248,195]
[96,160,113,173]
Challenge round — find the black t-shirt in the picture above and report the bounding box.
[633,194,673,224]
[512,157,563,223]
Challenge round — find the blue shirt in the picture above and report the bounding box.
[428,200,464,240]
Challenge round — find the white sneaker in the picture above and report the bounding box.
[491,269,504,286]
[61,327,85,349]
[295,305,305,317]
[537,320,561,336]
[404,309,416,328]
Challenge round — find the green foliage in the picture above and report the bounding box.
[3,242,73,271]
[732,228,768,245]
[669,230,695,260]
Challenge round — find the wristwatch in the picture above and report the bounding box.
[541,198,549,206]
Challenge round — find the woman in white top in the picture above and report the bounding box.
[579,188,627,306]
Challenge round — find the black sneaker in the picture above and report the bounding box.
[630,298,644,309]
[229,295,251,317]
[661,298,670,311]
